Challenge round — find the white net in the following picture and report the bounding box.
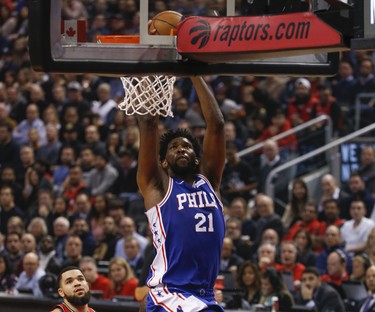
[118,75,176,117]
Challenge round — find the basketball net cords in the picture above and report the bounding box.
[118,76,176,117]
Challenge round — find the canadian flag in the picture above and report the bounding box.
[61,20,86,44]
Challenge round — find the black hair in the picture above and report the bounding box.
[0,185,14,196]
[57,266,84,288]
[159,128,201,161]
[349,171,363,181]
[261,267,285,293]
[94,149,108,162]
[69,163,81,170]
[302,266,320,278]
[90,194,109,219]
[108,197,125,210]
[290,178,309,217]
[6,231,21,241]
[270,108,286,118]
[118,147,138,159]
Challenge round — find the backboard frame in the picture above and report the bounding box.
[29,0,342,77]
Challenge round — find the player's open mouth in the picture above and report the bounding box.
[75,288,85,294]
[176,155,188,161]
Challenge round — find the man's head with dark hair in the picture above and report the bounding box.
[57,266,84,288]
[5,231,22,256]
[118,147,138,159]
[0,185,15,209]
[301,266,322,296]
[159,129,201,178]
[323,198,340,222]
[1,166,16,183]
[94,149,108,162]
[0,184,14,196]
[159,128,201,162]
[108,198,125,225]
[302,266,320,278]
[57,266,91,306]
[348,172,365,194]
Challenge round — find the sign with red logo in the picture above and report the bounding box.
[61,20,86,44]
[177,12,347,62]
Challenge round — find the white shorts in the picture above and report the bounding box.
[146,284,224,312]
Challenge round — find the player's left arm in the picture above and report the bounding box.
[191,77,225,192]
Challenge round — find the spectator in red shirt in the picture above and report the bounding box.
[259,108,297,155]
[317,84,342,135]
[318,199,345,233]
[283,200,322,251]
[61,164,89,213]
[103,257,138,300]
[258,242,283,272]
[321,250,349,287]
[287,78,324,170]
[314,199,345,251]
[287,78,322,127]
[278,241,305,290]
[79,256,110,299]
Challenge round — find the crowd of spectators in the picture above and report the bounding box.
[0,0,374,311]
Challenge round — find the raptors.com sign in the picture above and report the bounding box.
[177,12,345,61]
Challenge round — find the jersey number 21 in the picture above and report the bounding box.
[195,213,214,232]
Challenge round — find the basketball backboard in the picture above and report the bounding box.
[28,0,359,77]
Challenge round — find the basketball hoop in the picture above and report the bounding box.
[118,76,176,117]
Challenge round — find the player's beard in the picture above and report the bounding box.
[170,158,197,176]
[66,291,91,306]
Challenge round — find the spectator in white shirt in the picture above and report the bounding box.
[115,216,148,259]
[15,252,45,297]
[12,103,46,146]
[341,200,375,256]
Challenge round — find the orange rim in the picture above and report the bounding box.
[96,35,140,44]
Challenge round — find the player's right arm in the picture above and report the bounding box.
[137,114,166,209]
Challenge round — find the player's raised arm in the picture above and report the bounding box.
[137,114,166,209]
[191,76,225,191]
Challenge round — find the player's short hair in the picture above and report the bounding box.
[159,128,201,161]
[57,266,85,288]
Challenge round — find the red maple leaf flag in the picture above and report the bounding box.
[61,20,86,44]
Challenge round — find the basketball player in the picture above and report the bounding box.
[50,266,95,312]
[137,76,226,311]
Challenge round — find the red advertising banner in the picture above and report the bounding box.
[177,12,346,62]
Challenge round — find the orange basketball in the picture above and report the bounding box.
[148,10,183,36]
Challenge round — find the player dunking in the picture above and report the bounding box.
[137,76,226,311]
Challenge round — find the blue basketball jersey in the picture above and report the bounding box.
[146,174,225,290]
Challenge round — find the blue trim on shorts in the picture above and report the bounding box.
[146,285,224,312]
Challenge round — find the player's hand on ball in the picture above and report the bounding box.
[148,20,157,35]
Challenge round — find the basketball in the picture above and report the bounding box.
[148,10,183,36]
